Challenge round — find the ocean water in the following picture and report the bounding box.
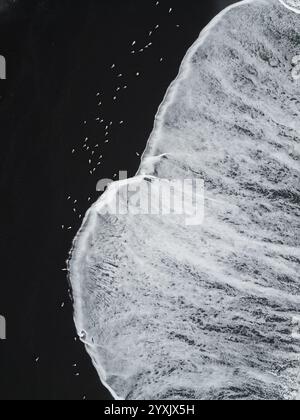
[69,0,300,400]
[279,0,300,13]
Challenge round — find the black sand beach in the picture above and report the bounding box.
[0,0,236,400]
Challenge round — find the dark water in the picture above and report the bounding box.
[0,0,236,400]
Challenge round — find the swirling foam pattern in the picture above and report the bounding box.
[70,0,300,400]
[279,0,300,13]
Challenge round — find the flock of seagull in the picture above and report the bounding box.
[62,1,179,234]
[56,1,181,389]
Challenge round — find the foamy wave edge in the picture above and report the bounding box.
[67,0,295,400]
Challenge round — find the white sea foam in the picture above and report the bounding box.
[69,0,300,400]
[279,0,300,13]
